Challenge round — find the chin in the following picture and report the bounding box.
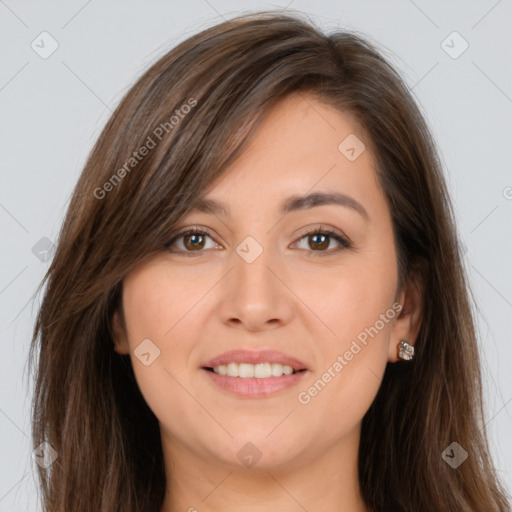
[208,431,308,471]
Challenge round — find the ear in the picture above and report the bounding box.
[388,267,424,362]
[112,309,130,355]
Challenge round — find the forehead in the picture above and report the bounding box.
[191,93,382,218]
[244,92,371,159]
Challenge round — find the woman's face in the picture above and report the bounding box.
[113,93,418,471]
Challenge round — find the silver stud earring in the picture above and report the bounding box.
[398,340,414,361]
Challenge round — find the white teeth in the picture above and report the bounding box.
[239,363,254,378]
[255,363,272,378]
[212,362,296,378]
[226,363,238,377]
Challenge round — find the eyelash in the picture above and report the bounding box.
[164,225,352,257]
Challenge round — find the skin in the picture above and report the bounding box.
[112,93,423,512]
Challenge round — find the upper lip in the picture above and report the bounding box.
[202,349,308,371]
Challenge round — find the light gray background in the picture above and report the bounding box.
[1,1,511,509]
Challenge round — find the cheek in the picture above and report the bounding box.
[292,244,397,431]
[297,354,384,441]
[119,264,205,421]
[122,258,222,352]
[289,245,397,345]
[296,317,392,440]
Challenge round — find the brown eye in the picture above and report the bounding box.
[183,232,206,251]
[294,227,351,255]
[307,233,330,251]
[165,228,217,254]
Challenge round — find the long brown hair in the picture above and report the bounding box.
[28,10,510,511]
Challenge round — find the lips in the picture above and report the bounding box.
[201,349,308,371]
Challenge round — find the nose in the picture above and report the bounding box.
[217,240,295,332]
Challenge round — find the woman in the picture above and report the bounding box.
[28,10,511,512]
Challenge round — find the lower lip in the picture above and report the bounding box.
[202,368,308,398]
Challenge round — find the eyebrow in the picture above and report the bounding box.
[190,191,369,220]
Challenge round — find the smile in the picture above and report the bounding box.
[208,362,297,378]
[202,366,308,398]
